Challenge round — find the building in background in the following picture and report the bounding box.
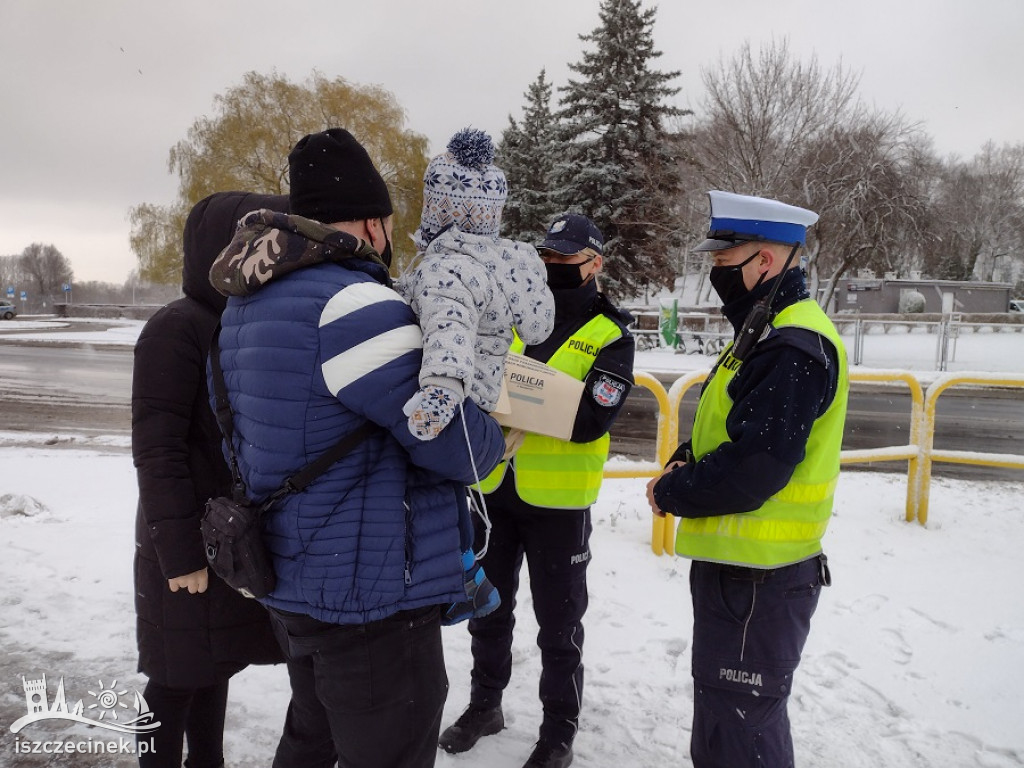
[831,272,1014,314]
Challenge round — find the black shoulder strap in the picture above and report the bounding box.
[209,324,375,513]
[209,326,235,439]
[209,325,247,502]
[258,421,376,513]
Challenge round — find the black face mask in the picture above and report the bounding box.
[378,219,393,268]
[709,251,760,305]
[545,259,592,290]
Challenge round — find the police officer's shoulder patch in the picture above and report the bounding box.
[591,374,626,407]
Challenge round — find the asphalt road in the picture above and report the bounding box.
[1,341,1022,480]
[0,343,133,441]
[613,373,1024,481]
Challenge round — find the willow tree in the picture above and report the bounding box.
[130,71,429,283]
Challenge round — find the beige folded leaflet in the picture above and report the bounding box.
[492,353,584,441]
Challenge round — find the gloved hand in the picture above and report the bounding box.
[403,384,462,440]
[502,428,526,460]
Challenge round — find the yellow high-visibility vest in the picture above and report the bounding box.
[477,314,624,508]
[676,299,849,567]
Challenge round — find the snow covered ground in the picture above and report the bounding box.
[1,317,1023,766]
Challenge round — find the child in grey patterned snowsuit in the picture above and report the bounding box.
[397,128,554,627]
[399,128,554,441]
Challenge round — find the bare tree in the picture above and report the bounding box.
[799,120,932,307]
[0,254,21,297]
[687,38,861,195]
[924,143,1024,285]
[683,38,927,306]
[18,243,73,310]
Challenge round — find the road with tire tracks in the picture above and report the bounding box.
[1,334,1022,480]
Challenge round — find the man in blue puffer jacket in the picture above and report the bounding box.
[208,128,505,768]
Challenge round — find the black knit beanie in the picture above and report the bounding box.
[288,128,393,223]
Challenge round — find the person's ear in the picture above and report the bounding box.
[364,217,384,251]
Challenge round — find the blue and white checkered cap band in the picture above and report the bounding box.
[694,190,818,251]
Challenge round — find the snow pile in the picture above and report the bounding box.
[0,493,48,518]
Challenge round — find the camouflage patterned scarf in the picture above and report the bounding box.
[209,209,388,297]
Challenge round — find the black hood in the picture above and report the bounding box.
[182,191,289,312]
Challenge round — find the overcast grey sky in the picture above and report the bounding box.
[2,0,1022,285]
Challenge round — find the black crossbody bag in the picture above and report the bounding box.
[202,326,374,598]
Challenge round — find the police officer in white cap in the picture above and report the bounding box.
[646,191,850,767]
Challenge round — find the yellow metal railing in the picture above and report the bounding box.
[607,368,1024,554]
[916,373,1024,525]
[652,372,710,555]
[603,371,672,479]
[842,370,925,523]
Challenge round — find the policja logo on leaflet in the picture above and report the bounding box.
[492,353,585,440]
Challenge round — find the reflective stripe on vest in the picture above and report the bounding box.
[477,314,623,508]
[676,299,849,567]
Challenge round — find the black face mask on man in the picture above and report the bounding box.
[709,250,762,305]
[378,219,393,268]
[545,262,585,290]
[545,254,595,290]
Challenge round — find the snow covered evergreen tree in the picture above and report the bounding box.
[498,69,560,243]
[554,0,686,299]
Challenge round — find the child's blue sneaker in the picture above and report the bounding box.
[443,550,501,626]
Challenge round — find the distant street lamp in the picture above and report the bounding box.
[991,252,1008,282]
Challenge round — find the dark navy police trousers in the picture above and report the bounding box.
[467,505,592,747]
[689,555,828,768]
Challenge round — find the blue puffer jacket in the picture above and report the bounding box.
[210,211,505,625]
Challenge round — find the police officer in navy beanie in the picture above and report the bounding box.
[288,128,393,224]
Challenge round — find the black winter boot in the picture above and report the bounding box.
[522,739,573,768]
[438,704,504,754]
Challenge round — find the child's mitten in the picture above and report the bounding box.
[403,384,461,440]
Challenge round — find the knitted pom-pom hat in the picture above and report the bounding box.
[414,128,508,249]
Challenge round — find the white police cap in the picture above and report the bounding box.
[693,190,819,252]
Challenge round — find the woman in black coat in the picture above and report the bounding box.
[132,191,287,768]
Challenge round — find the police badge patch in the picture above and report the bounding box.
[591,374,625,407]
